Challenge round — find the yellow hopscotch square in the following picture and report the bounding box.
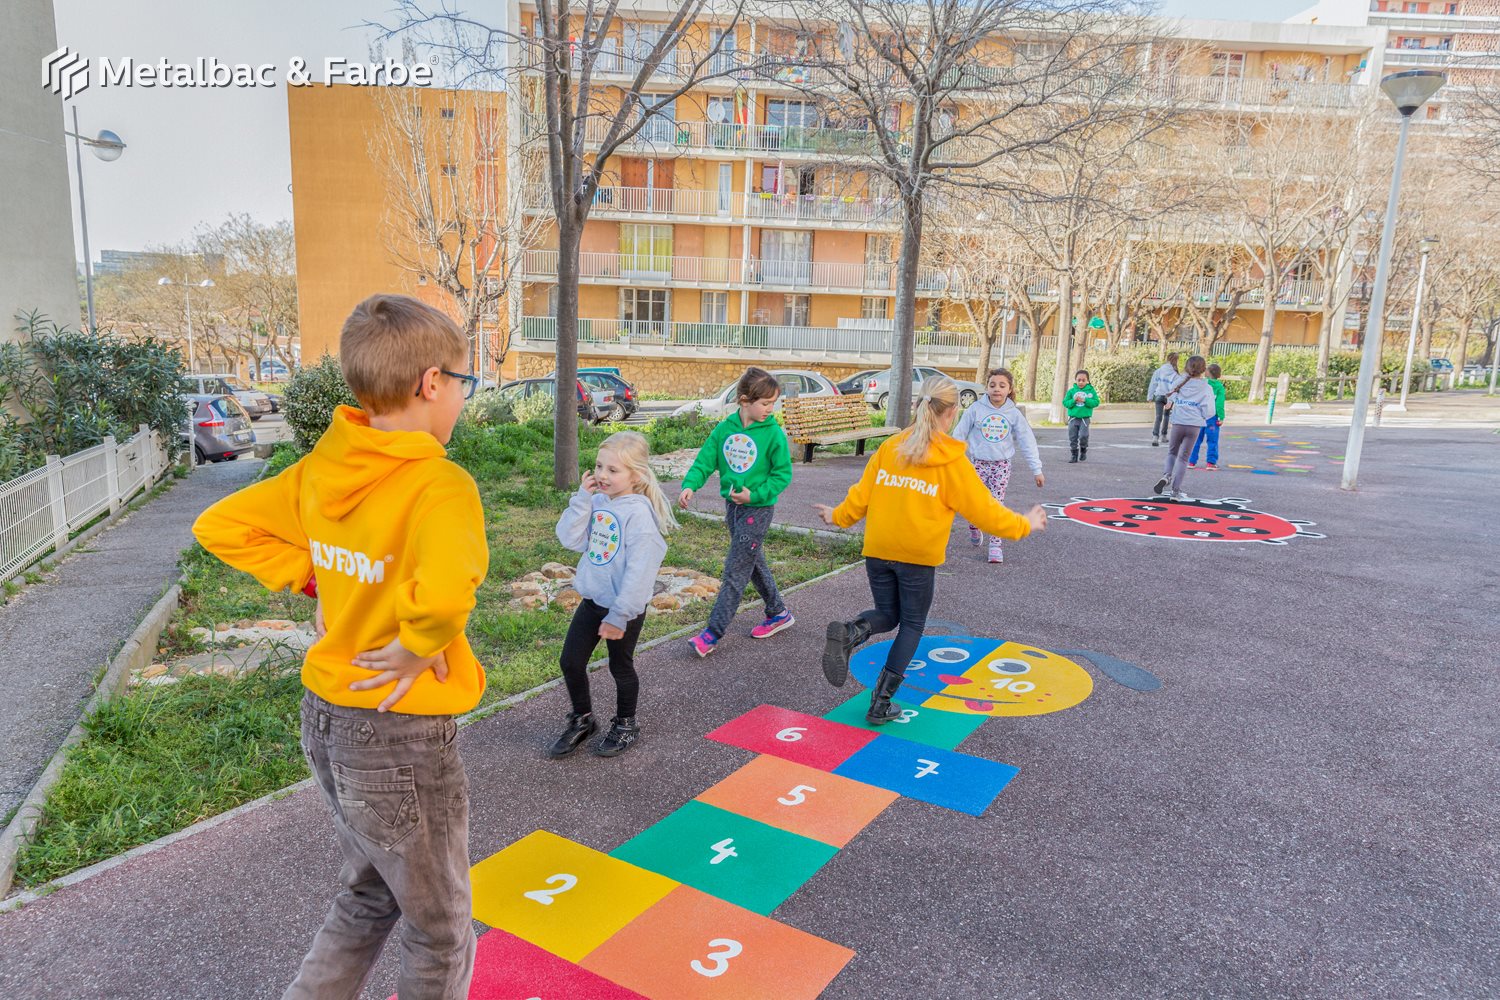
[470,830,677,962]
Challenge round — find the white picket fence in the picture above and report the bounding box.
[0,425,171,584]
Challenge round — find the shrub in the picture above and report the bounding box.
[460,391,517,428]
[283,355,359,451]
[1088,359,1157,403]
[514,390,555,425]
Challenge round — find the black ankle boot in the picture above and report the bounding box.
[592,716,640,757]
[1068,445,1078,463]
[865,670,905,725]
[822,617,872,688]
[1079,443,1088,462]
[547,711,596,758]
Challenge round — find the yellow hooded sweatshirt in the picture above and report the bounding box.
[832,429,1032,567]
[192,406,488,715]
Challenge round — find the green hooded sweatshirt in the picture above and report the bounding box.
[1207,378,1226,421]
[682,412,793,507]
[1064,383,1100,420]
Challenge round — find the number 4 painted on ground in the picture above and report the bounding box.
[709,837,738,864]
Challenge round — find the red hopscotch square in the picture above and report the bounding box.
[704,705,876,772]
[388,928,648,1000]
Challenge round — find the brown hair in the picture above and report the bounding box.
[1075,369,1090,380]
[1170,354,1208,395]
[736,366,781,404]
[1208,363,1222,378]
[340,294,468,414]
[986,367,1014,389]
[1166,352,1180,366]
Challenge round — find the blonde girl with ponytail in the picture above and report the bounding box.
[816,376,1048,725]
[551,431,676,758]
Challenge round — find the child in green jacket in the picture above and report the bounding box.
[1066,370,1100,463]
[1190,363,1226,470]
[678,367,795,656]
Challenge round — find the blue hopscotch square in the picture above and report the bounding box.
[833,736,1019,816]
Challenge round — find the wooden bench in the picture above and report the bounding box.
[781,394,898,463]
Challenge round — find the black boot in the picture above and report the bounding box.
[547,711,596,759]
[592,716,640,757]
[865,670,905,725]
[822,617,872,688]
[1079,442,1088,462]
[1068,444,1078,463]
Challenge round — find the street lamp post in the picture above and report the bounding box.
[1341,70,1445,492]
[63,108,126,332]
[158,277,215,372]
[1397,236,1438,409]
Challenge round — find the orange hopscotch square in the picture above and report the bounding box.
[580,885,854,1000]
[695,754,898,848]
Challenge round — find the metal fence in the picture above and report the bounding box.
[0,425,170,584]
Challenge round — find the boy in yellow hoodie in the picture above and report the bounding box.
[815,375,1047,724]
[193,294,487,999]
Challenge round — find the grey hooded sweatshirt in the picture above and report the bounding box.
[951,396,1043,474]
[555,487,668,630]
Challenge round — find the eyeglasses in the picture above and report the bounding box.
[415,369,479,400]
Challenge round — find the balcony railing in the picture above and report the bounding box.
[520,184,900,226]
[521,114,881,158]
[522,248,944,292]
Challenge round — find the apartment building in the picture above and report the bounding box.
[288,5,1389,391]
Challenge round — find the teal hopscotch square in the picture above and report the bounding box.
[610,800,838,915]
[823,695,986,750]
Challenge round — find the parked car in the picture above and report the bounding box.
[1429,357,1455,373]
[672,369,838,419]
[547,369,639,421]
[836,368,884,396]
[181,393,256,464]
[257,359,290,380]
[182,374,271,421]
[862,366,984,410]
[497,377,614,424]
[262,391,282,414]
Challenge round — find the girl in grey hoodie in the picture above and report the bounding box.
[1154,355,1217,499]
[951,367,1045,564]
[550,432,677,758]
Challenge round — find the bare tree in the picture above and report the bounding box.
[923,196,1025,378]
[193,214,300,376]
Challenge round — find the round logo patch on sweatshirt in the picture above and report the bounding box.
[979,413,1011,444]
[723,433,758,475]
[587,510,621,566]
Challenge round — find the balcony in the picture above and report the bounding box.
[1144,74,1366,112]
[519,184,901,228]
[522,249,944,293]
[521,114,881,159]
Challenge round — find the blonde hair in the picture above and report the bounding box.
[598,431,678,533]
[896,375,959,466]
[340,294,468,414]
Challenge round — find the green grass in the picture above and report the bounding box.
[15,415,859,887]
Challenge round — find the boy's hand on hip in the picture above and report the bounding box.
[1033,473,1045,488]
[678,488,694,509]
[599,622,626,641]
[350,638,448,712]
[1025,505,1048,532]
[728,486,752,505]
[813,503,837,526]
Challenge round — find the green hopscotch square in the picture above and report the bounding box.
[823,695,986,750]
[610,800,838,915]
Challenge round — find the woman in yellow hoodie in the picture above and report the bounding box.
[815,376,1048,724]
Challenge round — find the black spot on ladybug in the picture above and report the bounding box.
[1100,520,1138,528]
[1221,513,1253,520]
[1131,504,1167,512]
[1230,526,1271,535]
[1181,516,1218,524]
[1180,530,1224,538]
[1079,505,1113,513]
[1125,514,1160,522]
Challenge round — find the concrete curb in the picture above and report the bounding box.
[0,559,864,909]
[0,579,183,900]
[681,507,853,542]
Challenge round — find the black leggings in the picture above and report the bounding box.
[1153,398,1172,439]
[559,599,646,717]
[858,557,936,679]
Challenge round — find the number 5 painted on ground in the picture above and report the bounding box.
[777,784,817,806]
[522,873,577,905]
[690,938,744,978]
[776,726,806,742]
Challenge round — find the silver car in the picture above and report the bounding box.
[183,374,271,421]
[182,393,256,464]
[862,366,983,410]
[672,369,838,419]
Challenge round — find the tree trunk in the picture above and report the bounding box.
[1419,314,1434,361]
[1454,316,1473,375]
[1316,305,1336,397]
[889,193,924,429]
[1022,310,1042,402]
[1071,283,1090,375]
[552,218,582,490]
[976,330,994,382]
[1049,269,1074,424]
[1249,277,1278,402]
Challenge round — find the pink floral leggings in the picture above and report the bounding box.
[969,459,1011,555]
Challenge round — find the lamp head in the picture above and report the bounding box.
[199,279,215,288]
[157,277,172,286]
[90,130,126,162]
[1379,70,1445,117]
[1419,236,1439,254]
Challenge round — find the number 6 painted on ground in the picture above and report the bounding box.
[522,873,577,905]
[691,938,744,978]
[776,727,807,742]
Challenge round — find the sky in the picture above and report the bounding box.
[55,0,1316,258]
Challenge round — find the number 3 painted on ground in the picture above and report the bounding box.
[691,938,744,978]
[777,784,817,806]
[522,873,577,905]
[776,726,806,742]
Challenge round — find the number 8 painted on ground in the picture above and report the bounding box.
[690,938,744,978]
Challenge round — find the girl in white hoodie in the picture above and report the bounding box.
[1155,355,1217,500]
[551,431,677,758]
[951,368,1045,564]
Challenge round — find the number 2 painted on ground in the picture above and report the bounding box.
[709,837,738,864]
[777,784,817,806]
[522,873,577,905]
[776,726,807,742]
[690,938,744,978]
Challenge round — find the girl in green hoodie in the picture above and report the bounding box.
[678,367,795,657]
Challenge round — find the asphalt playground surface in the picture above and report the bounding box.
[2,417,1497,999]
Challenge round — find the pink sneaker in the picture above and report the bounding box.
[1204,463,1219,471]
[751,611,795,639]
[968,526,982,546]
[689,630,718,657]
[987,545,1003,565]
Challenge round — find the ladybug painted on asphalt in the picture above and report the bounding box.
[1043,496,1324,545]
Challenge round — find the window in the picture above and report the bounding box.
[1211,51,1245,79]
[782,294,811,326]
[620,224,673,275]
[440,163,458,176]
[546,286,559,317]
[761,230,812,283]
[638,94,677,143]
[440,107,456,120]
[621,288,670,334]
[923,300,943,330]
[483,277,500,320]
[701,290,728,324]
[861,296,890,320]
[624,22,678,76]
[766,99,820,129]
